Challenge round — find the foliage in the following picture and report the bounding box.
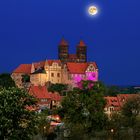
[37,109,50,137]
[121,95,140,139]
[59,80,108,134]
[0,73,16,89]
[22,74,30,83]
[108,112,124,139]
[105,86,119,96]
[122,95,140,125]
[0,87,38,140]
[48,83,68,96]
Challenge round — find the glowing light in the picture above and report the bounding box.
[56,116,59,121]
[88,6,98,16]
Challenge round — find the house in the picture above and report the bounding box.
[28,85,62,109]
[104,96,120,117]
[104,94,138,117]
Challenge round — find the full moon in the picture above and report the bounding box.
[88,6,98,16]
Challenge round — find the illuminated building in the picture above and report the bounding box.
[11,39,98,88]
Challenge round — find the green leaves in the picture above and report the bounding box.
[48,83,68,96]
[0,73,16,89]
[59,81,108,134]
[0,87,38,139]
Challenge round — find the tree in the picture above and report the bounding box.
[121,95,140,139]
[59,81,108,136]
[0,73,16,89]
[48,83,68,96]
[108,113,124,139]
[0,87,38,140]
[106,86,119,96]
[22,74,30,83]
[38,109,50,138]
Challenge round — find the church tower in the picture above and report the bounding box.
[76,40,87,62]
[58,38,69,63]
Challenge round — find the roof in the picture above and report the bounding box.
[33,61,45,69]
[13,64,31,74]
[50,93,62,101]
[59,38,68,46]
[67,62,88,74]
[29,86,62,101]
[29,86,52,99]
[12,60,62,74]
[117,94,137,107]
[104,94,138,111]
[47,60,62,66]
[105,96,120,107]
[77,40,86,47]
[88,62,98,70]
[67,62,98,74]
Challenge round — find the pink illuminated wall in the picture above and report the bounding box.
[85,72,98,81]
[73,74,83,83]
[71,72,98,87]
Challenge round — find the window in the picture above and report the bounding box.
[41,99,47,102]
[51,73,54,77]
[57,73,60,77]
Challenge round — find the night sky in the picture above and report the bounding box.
[0,0,140,85]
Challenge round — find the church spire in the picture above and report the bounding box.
[78,40,86,47]
[59,38,68,46]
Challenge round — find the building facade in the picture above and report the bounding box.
[104,94,138,117]
[12,60,98,88]
[11,39,98,88]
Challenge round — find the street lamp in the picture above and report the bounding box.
[43,126,46,140]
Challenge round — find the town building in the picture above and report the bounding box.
[104,94,137,117]
[28,85,62,109]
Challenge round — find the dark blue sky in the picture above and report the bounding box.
[0,0,140,85]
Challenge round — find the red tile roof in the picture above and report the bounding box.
[67,62,98,74]
[50,93,62,101]
[67,62,88,74]
[117,94,137,107]
[59,38,68,46]
[33,61,45,69]
[105,97,120,107]
[78,40,86,47]
[29,86,62,101]
[12,60,62,74]
[105,94,138,111]
[47,60,62,66]
[13,64,31,74]
[29,86,51,99]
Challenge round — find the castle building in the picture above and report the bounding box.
[64,62,98,87]
[11,39,98,88]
